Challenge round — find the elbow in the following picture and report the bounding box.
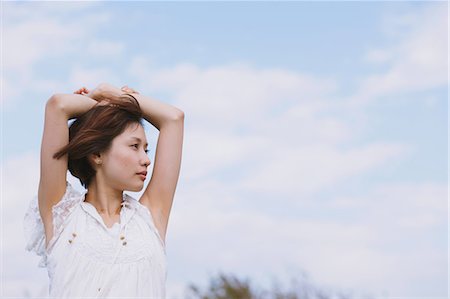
[46,94,69,117]
[46,94,64,111]
[172,109,185,121]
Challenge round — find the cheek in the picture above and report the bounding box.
[120,156,134,171]
[109,150,133,171]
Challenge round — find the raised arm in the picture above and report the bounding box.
[131,89,184,245]
[97,83,184,245]
[38,91,97,248]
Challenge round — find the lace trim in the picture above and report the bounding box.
[49,182,86,251]
[23,181,85,267]
[23,194,46,267]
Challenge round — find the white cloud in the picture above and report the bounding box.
[240,142,412,198]
[167,177,447,297]
[2,151,48,296]
[357,3,448,104]
[5,147,445,297]
[125,37,445,296]
[128,59,338,129]
[4,18,83,72]
[3,2,446,298]
[127,60,413,199]
[67,66,122,90]
[85,40,125,57]
[364,48,393,64]
[2,2,123,107]
[3,2,106,74]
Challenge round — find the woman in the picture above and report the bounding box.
[24,83,184,298]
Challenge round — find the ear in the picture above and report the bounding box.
[88,152,102,167]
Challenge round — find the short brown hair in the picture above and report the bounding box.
[53,94,144,188]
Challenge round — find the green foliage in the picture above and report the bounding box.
[185,271,372,299]
[186,272,259,299]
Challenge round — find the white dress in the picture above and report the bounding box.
[23,181,167,298]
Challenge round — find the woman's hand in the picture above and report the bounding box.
[84,83,124,103]
[72,86,113,108]
[73,87,90,95]
[121,85,140,95]
[73,83,139,106]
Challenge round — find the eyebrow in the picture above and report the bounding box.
[130,137,148,147]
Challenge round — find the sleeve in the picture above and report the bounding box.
[23,181,84,268]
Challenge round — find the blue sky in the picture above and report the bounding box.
[2,1,448,298]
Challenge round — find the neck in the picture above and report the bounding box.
[85,179,123,217]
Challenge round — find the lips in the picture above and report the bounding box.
[137,171,147,181]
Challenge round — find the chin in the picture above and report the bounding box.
[128,184,144,192]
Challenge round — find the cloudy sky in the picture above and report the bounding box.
[2,1,448,298]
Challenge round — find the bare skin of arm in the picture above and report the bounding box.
[39,83,183,248]
[96,83,184,245]
[135,92,184,246]
[39,91,98,249]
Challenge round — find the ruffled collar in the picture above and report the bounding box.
[80,193,137,231]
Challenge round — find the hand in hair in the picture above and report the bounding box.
[121,85,140,95]
[73,83,138,108]
[73,87,90,95]
[85,83,118,102]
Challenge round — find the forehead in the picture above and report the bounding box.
[115,123,147,143]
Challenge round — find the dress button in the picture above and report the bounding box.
[122,241,127,246]
[68,239,72,244]
[120,235,125,240]
[98,287,101,291]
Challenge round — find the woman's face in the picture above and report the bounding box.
[98,123,151,192]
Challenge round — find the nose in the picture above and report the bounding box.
[142,154,151,167]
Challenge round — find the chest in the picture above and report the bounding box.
[99,213,121,229]
[51,205,165,265]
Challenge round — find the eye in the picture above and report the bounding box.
[132,144,149,154]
